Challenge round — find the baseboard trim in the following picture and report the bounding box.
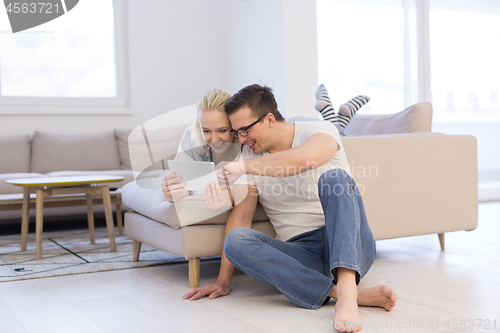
[479,181,500,202]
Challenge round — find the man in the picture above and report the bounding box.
[182,84,397,332]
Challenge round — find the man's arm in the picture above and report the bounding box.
[245,133,338,177]
[183,184,258,300]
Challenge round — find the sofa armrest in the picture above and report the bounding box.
[342,133,478,240]
[122,181,269,229]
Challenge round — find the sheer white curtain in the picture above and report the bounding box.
[316,0,405,115]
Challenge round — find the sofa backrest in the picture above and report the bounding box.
[128,105,197,180]
[115,129,133,170]
[30,131,121,173]
[0,134,31,173]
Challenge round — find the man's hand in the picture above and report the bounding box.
[161,172,187,203]
[182,281,230,301]
[216,161,245,185]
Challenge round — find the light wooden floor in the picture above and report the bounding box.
[1,202,499,333]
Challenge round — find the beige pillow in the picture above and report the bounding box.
[30,131,121,173]
[0,135,31,173]
[344,103,433,135]
[115,129,133,170]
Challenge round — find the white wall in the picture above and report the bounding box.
[282,0,319,119]
[216,0,286,110]
[216,0,319,119]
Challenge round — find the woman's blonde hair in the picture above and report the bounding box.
[197,88,232,114]
[193,88,239,155]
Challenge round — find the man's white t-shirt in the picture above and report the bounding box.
[242,121,351,241]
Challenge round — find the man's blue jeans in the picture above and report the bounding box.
[224,169,376,310]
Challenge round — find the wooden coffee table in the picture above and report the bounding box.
[6,175,125,259]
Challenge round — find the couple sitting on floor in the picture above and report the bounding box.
[161,84,396,333]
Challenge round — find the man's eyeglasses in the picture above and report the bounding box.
[230,114,267,138]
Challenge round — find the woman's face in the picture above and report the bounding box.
[199,109,233,153]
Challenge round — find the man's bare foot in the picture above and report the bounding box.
[356,283,397,311]
[332,282,362,332]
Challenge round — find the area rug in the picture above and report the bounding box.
[0,228,190,283]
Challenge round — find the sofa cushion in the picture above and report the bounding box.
[0,135,31,173]
[344,102,433,135]
[30,131,121,173]
[115,129,133,170]
[0,173,48,195]
[122,181,269,229]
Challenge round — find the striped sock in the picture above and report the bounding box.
[337,95,370,129]
[315,84,336,122]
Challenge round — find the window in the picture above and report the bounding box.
[430,0,500,122]
[317,0,405,114]
[317,0,500,121]
[0,0,128,112]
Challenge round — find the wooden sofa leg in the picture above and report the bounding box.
[116,204,123,235]
[133,240,141,261]
[189,257,201,288]
[438,233,445,251]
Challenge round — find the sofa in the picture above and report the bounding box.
[122,103,479,288]
[0,130,135,223]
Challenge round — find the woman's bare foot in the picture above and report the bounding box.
[356,283,397,311]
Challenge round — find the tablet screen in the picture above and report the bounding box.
[167,160,219,191]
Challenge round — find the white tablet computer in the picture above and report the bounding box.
[167,160,219,192]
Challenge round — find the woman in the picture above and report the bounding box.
[161,88,240,204]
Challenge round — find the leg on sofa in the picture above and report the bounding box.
[189,257,201,288]
[133,240,141,261]
[438,233,445,251]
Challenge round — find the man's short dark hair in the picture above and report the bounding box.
[225,84,285,122]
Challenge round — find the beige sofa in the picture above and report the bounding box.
[0,130,134,222]
[123,103,479,288]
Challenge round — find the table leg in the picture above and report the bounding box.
[133,240,141,261]
[86,193,95,244]
[115,203,123,235]
[101,186,117,252]
[21,187,30,251]
[35,189,45,260]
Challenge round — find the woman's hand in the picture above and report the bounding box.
[205,182,231,210]
[161,172,188,203]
